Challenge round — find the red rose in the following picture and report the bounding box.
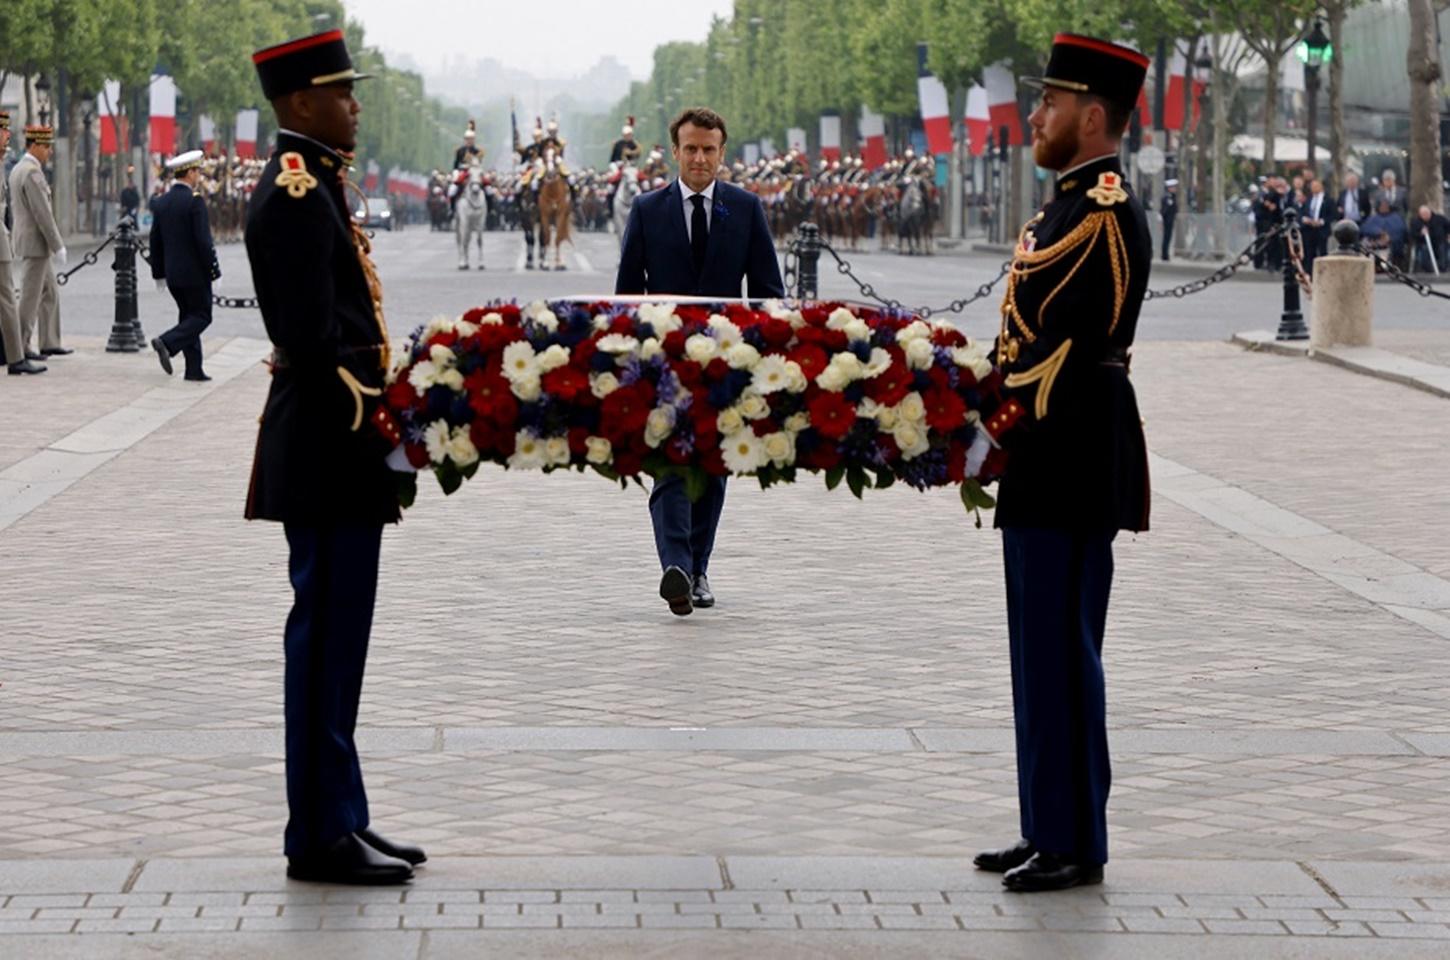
[600,383,652,440]
[923,385,967,433]
[469,419,514,457]
[609,314,635,335]
[927,365,952,391]
[405,442,430,469]
[704,357,731,382]
[386,379,417,412]
[751,418,779,437]
[801,442,841,470]
[946,440,968,483]
[572,336,599,370]
[662,329,688,357]
[809,391,857,440]
[931,326,967,348]
[789,343,829,381]
[700,447,729,477]
[674,359,704,390]
[760,318,794,349]
[567,426,590,455]
[865,360,912,407]
[542,365,590,401]
[674,305,709,327]
[613,450,643,477]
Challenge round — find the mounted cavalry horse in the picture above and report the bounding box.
[611,163,641,243]
[535,148,572,271]
[453,164,488,270]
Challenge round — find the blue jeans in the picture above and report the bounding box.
[648,474,727,575]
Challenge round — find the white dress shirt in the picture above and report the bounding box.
[680,179,716,242]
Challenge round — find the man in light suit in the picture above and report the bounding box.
[149,149,220,381]
[1337,172,1370,225]
[9,125,70,359]
[1373,169,1406,217]
[0,112,44,374]
[615,106,784,616]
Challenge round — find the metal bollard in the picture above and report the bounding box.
[105,217,140,352]
[1275,209,1308,341]
[794,221,821,300]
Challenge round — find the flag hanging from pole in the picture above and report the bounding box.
[860,106,886,170]
[98,81,123,156]
[200,116,217,155]
[916,44,952,156]
[235,109,259,159]
[965,84,990,157]
[148,74,177,155]
[820,111,841,164]
[984,62,1023,147]
[1164,43,1206,133]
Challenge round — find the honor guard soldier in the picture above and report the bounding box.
[452,118,483,171]
[0,112,44,374]
[244,28,424,886]
[148,149,220,381]
[609,115,642,164]
[969,34,1152,893]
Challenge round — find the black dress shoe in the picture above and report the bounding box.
[691,574,715,608]
[25,351,44,361]
[357,826,427,866]
[151,338,173,376]
[286,832,413,885]
[659,565,693,617]
[184,372,213,382]
[7,359,47,375]
[1003,852,1103,893]
[974,838,1036,873]
[40,346,73,356]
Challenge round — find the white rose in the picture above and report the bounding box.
[639,302,680,333]
[479,311,504,326]
[592,314,611,332]
[897,391,927,423]
[716,406,745,436]
[429,343,456,367]
[864,348,893,379]
[598,333,640,355]
[707,316,742,351]
[875,404,900,431]
[685,334,719,363]
[844,319,871,343]
[422,315,456,339]
[438,368,465,391]
[826,307,856,331]
[445,426,479,468]
[751,355,791,394]
[784,412,810,433]
[590,372,619,398]
[453,320,479,338]
[508,430,545,469]
[739,393,770,420]
[639,337,663,361]
[423,420,451,464]
[785,361,808,393]
[952,344,993,381]
[892,420,931,460]
[407,360,438,393]
[725,343,761,370]
[762,430,796,467]
[897,320,930,343]
[523,302,558,332]
[831,353,864,380]
[721,429,767,474]
[585,436,613,465]
[905,337,936,371]
[543,436,572,467]
[537,344,571,372]
[501,341,540,383]
[510,375,542,402]
[644,406,676,448]
[816,365,849,392]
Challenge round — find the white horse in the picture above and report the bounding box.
[612,164,641,243]
[454,165,488,270]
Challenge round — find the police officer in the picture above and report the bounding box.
[148,150,220,381]
[1159,178,1178,261]
[968,33,1152,893]
[245,29,422,886]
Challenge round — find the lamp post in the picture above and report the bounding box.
[1297,18,1333,175]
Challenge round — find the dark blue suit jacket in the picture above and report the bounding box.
[615,179,784,299]
[149,183,218,289]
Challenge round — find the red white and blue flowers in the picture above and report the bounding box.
[386,299,1006,513]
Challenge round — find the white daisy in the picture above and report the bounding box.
[751,354,791,394]
[423,420,451,464]
[508,430,546,469]
[721,429,767,474]
[501,341,540,383]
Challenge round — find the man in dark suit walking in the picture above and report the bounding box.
[149,150,220,381]
[1299,178,1338,274]
[615,106,784,616]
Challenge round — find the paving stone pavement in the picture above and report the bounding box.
[1,334,1449,956]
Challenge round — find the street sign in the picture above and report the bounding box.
[1137,145,1166,175]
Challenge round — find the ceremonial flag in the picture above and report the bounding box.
[820,112,842,164]
[786,127,807,154]
[98,81,123,157]
[743,142,760,165]
[965,84,990,157]
[148,74,177,155]
[235,109,259,159]
[364,159,380,193]
[860,106,886,170]
[1164,45,1205,132]
[916,44,951,156]
[200,115,217,155]
[984,62,1023,147]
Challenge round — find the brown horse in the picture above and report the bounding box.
[536,149,572,271]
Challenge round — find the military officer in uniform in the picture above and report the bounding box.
[968,34,1152,893]
[1159,178,1178,261]
[9,125,71,359]
[609,116,642,164]
[0,112,45,374]
[148,150,220,381]
[452,119,483,171]
[245,29,423,886]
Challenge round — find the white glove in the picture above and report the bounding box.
[385,444,416,474]
[155,278,167,293]
[966,430,994,479]
[54,247,68,270]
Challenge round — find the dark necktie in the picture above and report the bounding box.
[690,194,708,274]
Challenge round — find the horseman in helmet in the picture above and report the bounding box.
[610,116,642,165]
[453,119,484,171]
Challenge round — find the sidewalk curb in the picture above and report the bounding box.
[1232,330,1450,400]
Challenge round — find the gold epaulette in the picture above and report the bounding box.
[275,152,318,199]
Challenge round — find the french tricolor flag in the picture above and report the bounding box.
[98,81,123,157]
[1164,44,1206,132]
[965,84,990,157]
[820,111,841,164]
[149,74,177,156]
[916,44,952,156]
[860,106,887,170]
[235,109,259,159]
[199,115,217,155]
[364,159,380,193]
[984,63,1023,147]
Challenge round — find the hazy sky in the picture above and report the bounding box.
[342,0,735,78]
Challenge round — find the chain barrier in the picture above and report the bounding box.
[54,231,119,286]
[784,233,1011,318]
[1143,223,1295,301]
[1357,245,1450,300]
[1284,221,1314,297]
[134,241,258,308]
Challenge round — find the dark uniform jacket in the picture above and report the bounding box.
[609,137,641,164]
[244,132,400,526]
[986,155,1151,533]
[149,183,219,288]
[453,143,482,170]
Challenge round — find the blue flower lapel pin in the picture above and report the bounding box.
[713,200,730,221]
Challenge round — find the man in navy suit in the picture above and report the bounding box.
[149,150,220,381]
[615,107,784,616]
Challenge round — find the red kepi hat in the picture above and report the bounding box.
[1022,34,1150,113]
[252,30,371,101]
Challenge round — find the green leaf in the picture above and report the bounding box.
[846,465,867,500]
[964,478,997,509]
[436,460,463,496]
[461,460,480,480]
[874,469,896,490]
[825,466,846,491]
[395,472,417,509]
[683,467,708,503]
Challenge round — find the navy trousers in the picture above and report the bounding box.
[648,474,727,575]
[160,283,213,377]
[1002,527,1115,865]
[282,523,382,857]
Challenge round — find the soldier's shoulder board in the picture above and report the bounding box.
[1086,171,1129,207]
[275,152,319,199]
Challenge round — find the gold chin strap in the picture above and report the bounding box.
[337,151,391,373]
